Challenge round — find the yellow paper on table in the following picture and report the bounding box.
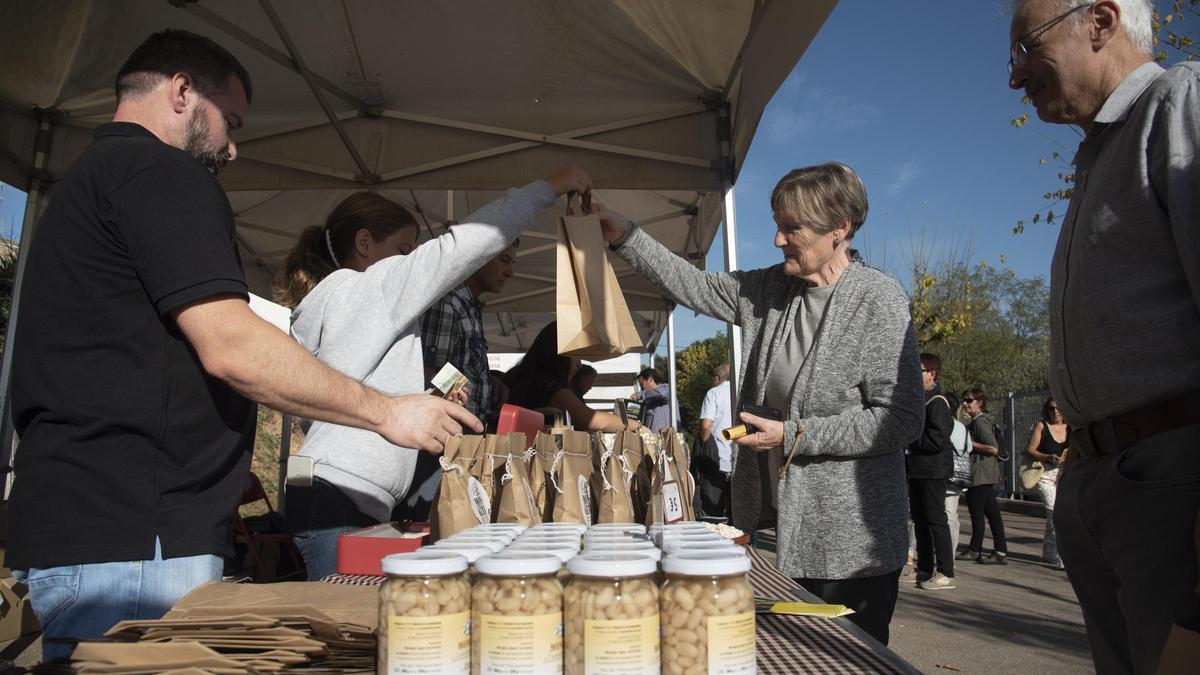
[762,602,855,618]
[556,198,642,360]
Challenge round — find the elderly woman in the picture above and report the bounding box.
[596,161,923,645]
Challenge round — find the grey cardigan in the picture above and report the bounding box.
[614,226,923,579]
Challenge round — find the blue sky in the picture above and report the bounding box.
[665,0,1136,353]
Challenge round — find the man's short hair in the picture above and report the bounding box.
[1014,0,1155,56]
[571,364,597,384]
[116,30,254,103]
[637,368,660,383]
[919,352,941,378]
[713,363,730,382]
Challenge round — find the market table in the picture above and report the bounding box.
[325,547,918,674]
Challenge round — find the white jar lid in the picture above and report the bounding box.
[382,550,468,576]
[662,551,752,576]
[567,552,657,578]
[531,522,588,533]
[651,521,709,531]
[516,534,581,546]
[438,536,505,553]
[504,543,578,564]
[588,522,646,533]
[427,541,496,563]
[475,551,563,577]
[661,535,726,552]
[584,538,656,551]
[475,523,527,533]
[460,527,517,542]
[667,541,744,555]
[583,531,651,544]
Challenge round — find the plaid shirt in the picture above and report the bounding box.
[420,283,492,423]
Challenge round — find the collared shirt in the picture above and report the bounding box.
[8,123,254,569]
[420,283,492,423]
[1050,62,1200,426]
[700,380,734,472]
[636,383,673,432]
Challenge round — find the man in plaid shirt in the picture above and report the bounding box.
[421,241,518,427]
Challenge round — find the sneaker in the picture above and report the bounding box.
[954,548,980,561]
[917,572,956,590]
[899,566,920,584]
[977,552,1008,565]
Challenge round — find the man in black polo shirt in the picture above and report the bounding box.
[7,30,481,661]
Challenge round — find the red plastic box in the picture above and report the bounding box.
[336,521,429,576]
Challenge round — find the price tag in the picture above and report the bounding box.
[661,480,684,523]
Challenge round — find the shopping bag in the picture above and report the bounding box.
[594,432,637,524]
[556,193,642,360]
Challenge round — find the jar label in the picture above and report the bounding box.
[479,612,563,674]
[584,615,660,674]
[468,476,491,524]
[578,475,593,525]
[706,612,755,674]
[386,610,470,674]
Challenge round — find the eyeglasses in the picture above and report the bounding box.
[1008,2,1093,74]
[1048,406,1060,412]
[962,398,975,404]
[920,367,931,373]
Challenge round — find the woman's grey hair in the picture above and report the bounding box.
[1012,0,1155,56]
[770,161,869,239]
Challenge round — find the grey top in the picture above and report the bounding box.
[1050,62,1200,425]
[613,226,923,579]
[289,181,556,521]
[763,283,836,411]
[967,413,1002,486]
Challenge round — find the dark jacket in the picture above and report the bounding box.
[906,384,955,480]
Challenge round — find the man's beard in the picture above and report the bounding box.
[183,105,227,176]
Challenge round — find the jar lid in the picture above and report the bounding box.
[583,538,656,551]
[662,551,752,576]
[588,522,646,533]
[667,541,744,555]
[475,523,527,533]
[475,551,563,576]
[651,521,709,532]
[661,534,727,552]
[438,536,505,553]
[530,522,588,533]
[516,534,581,546]
[567,552,657,578]
[427,541,496,563]
[583,531,651,544]
[381,550,468,576]
[459,527,517,543]
[504,543,578,564]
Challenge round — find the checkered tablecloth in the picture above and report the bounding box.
[326,548,916,674]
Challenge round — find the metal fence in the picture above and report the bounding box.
[995,390,1051,499]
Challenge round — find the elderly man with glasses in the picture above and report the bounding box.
[1008,1,1200,673]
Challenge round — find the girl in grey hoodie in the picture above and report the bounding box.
[275,167,590,578]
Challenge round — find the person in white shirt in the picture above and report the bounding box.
[697,363,734,517]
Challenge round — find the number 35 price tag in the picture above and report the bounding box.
[662,480,684,523]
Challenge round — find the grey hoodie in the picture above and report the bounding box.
[290,181,555,521]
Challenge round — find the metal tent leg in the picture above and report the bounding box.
[667,308,678,431]
[722,182,743,415]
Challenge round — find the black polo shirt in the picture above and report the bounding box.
[6,122,256,570]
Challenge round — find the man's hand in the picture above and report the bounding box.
[545,166,592,197]
[377,394,482,454]
[732,412,784,453]
[589,200,632,243]
[490,373,509,409]
[448,385,470,406]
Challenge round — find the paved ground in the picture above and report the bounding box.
[2,507,1092,673]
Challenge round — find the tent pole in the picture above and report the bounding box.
[0,110,56,498]
[721,181,743,417]
[277,414,292,513]
[667,308,678,431]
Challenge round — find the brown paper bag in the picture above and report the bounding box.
[662,429,697,521]
[431,435,487,540]
[556,200,642,360]
[620,432,650,525]
[531,432,559,522]
[495,448,542,527]
[595,432,637,524]
[551,430,596,524]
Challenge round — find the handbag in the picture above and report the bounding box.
[1019,460,1045,490]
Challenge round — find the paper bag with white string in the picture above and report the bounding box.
[556,194,643,360]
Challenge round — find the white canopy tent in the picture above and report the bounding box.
[0,0,837,458]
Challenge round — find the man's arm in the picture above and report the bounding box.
[174,296,481,452]
[699,419,714,443]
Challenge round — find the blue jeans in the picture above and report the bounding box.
[16,537,221,662]
[285,477,376,580]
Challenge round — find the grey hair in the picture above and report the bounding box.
[770,161,869,240]
[1010,0,1155,56]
